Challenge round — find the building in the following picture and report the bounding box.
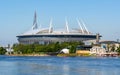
[60,48,69,54]
[76,45,92,54]
[100,41,120,52]
[90,46,106,55]
[17,12,101,44]
[89,41,120,56]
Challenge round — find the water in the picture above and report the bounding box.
[0,56,120,75]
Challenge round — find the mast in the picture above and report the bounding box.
[77,18,84,34]
[80,19,89,34]
[49,18,53,33]
[32,11,38,30]
[65,18,69,33]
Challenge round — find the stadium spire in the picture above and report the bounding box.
[65,18,69,33]
[76,18,84,34]
[32,11,38,30]
[49,18,53,33]
[80,19,89,34]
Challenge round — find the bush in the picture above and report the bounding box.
[116,46,120,54]
[13,41,84,54]
[0,47,6,55]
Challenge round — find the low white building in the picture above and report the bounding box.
[100,41,120,52]
[6,48,14,52]
[60,48,69,54]
[90,46,106,55]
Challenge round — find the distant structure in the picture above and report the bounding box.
[17,12,102,44]
[32,11,38,30]
[96,33,100,44]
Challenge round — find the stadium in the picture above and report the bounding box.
[17,12,101,44]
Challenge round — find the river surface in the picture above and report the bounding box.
[0,55,120,75]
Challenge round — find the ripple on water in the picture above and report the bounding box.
[0,56,120,75]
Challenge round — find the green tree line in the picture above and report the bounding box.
[13,42,84,54]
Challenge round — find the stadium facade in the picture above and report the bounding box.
[17,12,101,44]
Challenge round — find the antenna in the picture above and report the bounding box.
[49,18,53,33]
[32,11,38,30]
[81,19,89,34]
[65,18,69,33]
[76,18,84,34]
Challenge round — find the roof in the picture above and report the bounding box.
[22,28,49,35]
[18,27,98,37]
[99,41,119,44]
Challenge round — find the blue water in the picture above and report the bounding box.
[0,56,120,75]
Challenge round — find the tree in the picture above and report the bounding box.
[111,44,115,52]
[116,45,120,54]
[107,43,110,52]
[0,47,6,55]
[53,42,61,52]
[12,41,84,54]
[13,44,28,54]
[34,45,43,52]
[69,46,76,53]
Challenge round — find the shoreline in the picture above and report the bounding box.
[7,54,50,56]
[6,53,120,57]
